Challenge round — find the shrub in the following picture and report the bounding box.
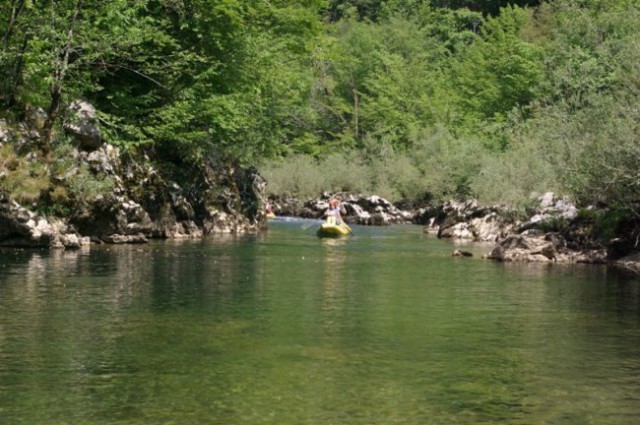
[0,144,50,205]
[581,207,635,243]
[262,129,488,204]
[260,152,371,199]
[409,127,485,203]
[45,142,115,214]
[470,142,561,208]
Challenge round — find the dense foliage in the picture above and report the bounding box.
[1,0,639,214]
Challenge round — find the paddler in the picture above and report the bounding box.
[324,198,345,225]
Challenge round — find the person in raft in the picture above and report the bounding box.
[265,202,275,218]
[324,198,346,225]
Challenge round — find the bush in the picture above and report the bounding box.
[262,129,490,204]
[578,207,636,243]
[409,127,485,203]
[0,144,50,205]
[470,141,562,208]
[260,152,372,199]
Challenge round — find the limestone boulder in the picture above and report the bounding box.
[0,193,89,249]
[64,100,102,150]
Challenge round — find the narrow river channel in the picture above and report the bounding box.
[1,218,639,424]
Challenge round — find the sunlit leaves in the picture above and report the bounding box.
[453,5,542,144]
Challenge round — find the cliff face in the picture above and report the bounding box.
[0,109,268,249]
[68,145,268,243]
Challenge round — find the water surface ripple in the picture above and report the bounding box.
[0,219,639,424]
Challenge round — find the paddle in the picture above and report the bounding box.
[342,221,353,235]
[330,214,353,235]
[301,222,315,231]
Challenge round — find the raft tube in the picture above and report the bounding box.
[317,222,352,237]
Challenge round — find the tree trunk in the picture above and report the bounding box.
[41,0,83,154]
[41,87,61,152]
[2,0,24,51]
[353,87,359,139]
[5,33,29,107]
[2,0,26,106]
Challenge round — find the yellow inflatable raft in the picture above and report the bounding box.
[316,217,352,237]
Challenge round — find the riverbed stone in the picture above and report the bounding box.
[0,196,88,249]
[103,233,148,244]
[613,251,640,274]
[434,200,515,242]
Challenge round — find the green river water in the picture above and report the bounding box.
[0,218,639,424]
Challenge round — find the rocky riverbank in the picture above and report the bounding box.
[0,103,268,249]
[1,103,638,275]
[0,147,268,248]
[269,192,640,275]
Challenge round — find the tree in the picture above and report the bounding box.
[134,0,326,164]
[0,0,30,107]
[526,0,640,209]
[453,5,542,147]
[1,0,180,155]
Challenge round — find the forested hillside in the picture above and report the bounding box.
[1,0,639,216]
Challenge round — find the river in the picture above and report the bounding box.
[1,218,639,424]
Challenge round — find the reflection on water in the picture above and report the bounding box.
[0,222,639,424]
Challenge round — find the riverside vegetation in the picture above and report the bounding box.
[0,1,639,258]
